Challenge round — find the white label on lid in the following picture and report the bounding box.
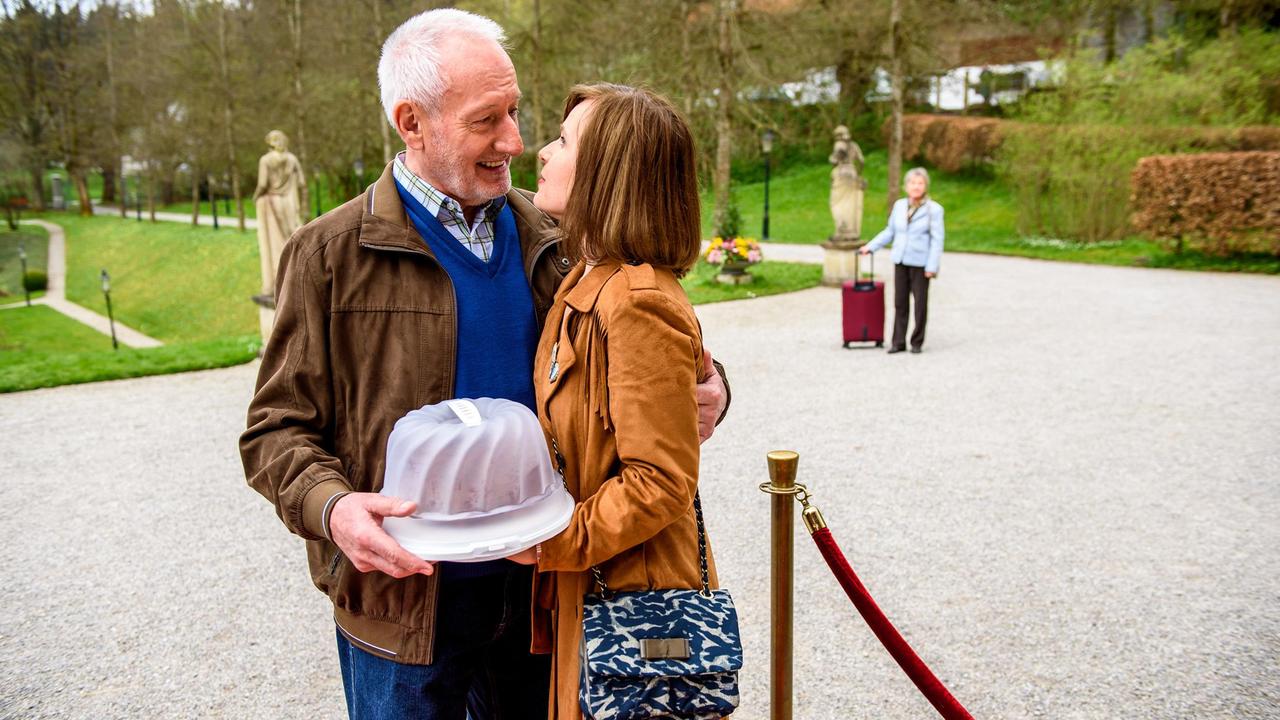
[446,399,483,427]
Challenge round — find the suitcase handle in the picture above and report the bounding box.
[855,246,874,288]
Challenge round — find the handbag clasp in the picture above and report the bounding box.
[639,637,691,660]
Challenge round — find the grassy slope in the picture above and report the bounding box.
[54,214,260,342]
[0,225,50,301]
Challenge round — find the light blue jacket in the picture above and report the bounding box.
[865,197,944,274]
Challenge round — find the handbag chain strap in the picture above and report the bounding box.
[591,492,712,599]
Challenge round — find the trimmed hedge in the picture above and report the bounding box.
[23,269,47,292]
[1130,152,1280,255]
[887,114,1280,174]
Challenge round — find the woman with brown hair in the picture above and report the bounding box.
[505,83,726,718]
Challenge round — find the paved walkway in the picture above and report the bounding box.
[0,220,162,348]
[92,203,259,230]
[2,253,1278,719]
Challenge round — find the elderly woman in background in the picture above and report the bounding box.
[861,167,944,354]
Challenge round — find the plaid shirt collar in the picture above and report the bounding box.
[392,152,507,261]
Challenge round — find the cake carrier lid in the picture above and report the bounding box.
[380,398,574,562]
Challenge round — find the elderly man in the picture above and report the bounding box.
[240,8,728,720]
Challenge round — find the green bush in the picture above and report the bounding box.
[999,29,1280,242]
[22,269,47,293]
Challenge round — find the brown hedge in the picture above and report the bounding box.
[885,114,1280,173]
[1130,152,1280,255]
[887,114,1010,173]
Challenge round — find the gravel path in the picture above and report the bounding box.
[2,253,1278,719]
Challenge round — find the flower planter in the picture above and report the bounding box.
[715,260,756,285]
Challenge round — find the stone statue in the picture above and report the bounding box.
[828,125,866,242]
[253,130,305,298]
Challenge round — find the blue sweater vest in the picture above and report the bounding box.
[395,187,539,412]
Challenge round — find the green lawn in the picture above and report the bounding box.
[682,260,822,304]
[0,225,49,301]
[706,150,1279,274]
[0,304,258,393]
[703,150,1019,247]
[53,214,259,343]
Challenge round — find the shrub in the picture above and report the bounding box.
[23,269,47,292]
[887,114,1009,173]
[1131,152,1280,256]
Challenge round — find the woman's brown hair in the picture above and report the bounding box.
[558,83,702,275]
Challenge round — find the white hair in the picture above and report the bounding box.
[904,166,930,189]
[377,9,507,126]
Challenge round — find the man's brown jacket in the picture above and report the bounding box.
[239,163,572,664]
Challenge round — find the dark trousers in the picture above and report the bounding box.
[336,564,550,720]
[892,263,930,350]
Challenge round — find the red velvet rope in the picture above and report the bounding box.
[811,527,974,720]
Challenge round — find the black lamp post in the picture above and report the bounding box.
[101,269,119,350]
[761,129,776,241]
[18,243,30,307]
[134,175,142,222]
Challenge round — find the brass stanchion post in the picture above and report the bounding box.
[767,450,799,720]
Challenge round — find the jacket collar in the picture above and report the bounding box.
[564,261,623,313]
[360,161,565,266]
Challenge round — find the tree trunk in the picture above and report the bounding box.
[681,0,695,117]
[73,170,92,217]
[835,49,873,116]
[530,0,545,168]
[1143,0,1156,42]
[712,0,736,235]
[102,167,117,205]
[147,167,156,222]
[288,0,310,218]
[104,5,124,218]
[1103,4,1118,63]
[216,5,246,231]
[28,166,46,211]
[1220,0,1237,34]
[887,0,904,208]
[192,167,200,226]
[372,0,393,164]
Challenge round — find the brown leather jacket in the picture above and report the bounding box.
[531,261,719,719]
[239,163,572,664]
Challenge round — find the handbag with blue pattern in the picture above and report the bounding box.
[580,493,743,719]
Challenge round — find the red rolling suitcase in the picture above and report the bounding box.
[842,253,884,348]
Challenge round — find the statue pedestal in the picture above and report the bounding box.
[252,294,277,351]
[821,237,861,287]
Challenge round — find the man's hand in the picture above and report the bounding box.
[925,271,936,279]
[859,246,871,255]
[696,350,728,443]
[329,493,434,578]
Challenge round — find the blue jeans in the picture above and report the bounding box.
[336,564,550,720]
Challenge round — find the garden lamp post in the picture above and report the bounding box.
[18,243,30,307]
[354,157,366,190]
[761,129,776,242]
[101,269,119,350]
